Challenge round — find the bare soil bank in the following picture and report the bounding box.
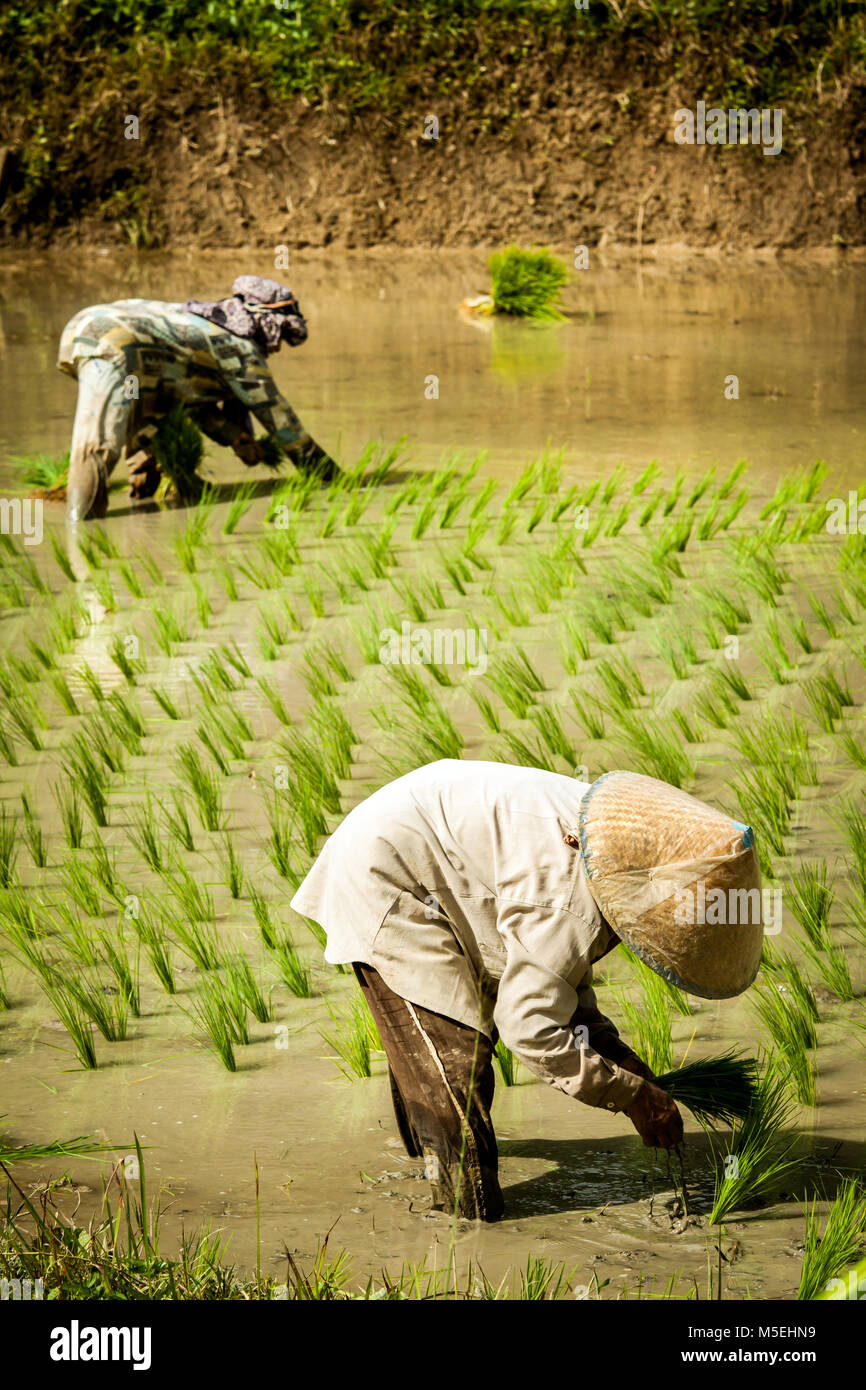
[3,60,865,252]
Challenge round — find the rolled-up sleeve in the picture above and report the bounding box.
[494,918,644,1113]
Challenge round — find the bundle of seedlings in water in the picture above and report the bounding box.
[152,404,206,502]
[485,246,569,321]
[494,1039,519,1086]
[709,1058,799,1226]
[184,977,240,1071]
[655,1051,759,1128]
[319,994,377,1079]
[798,1178,866,1301]
[270,934,314,998]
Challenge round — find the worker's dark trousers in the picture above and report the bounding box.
[353,963,505,1222]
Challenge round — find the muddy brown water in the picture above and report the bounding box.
[1,250,865,1298]
[1,248,865,491]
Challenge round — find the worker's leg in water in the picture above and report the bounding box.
[353,963,504,1222]
[67,359,132,521]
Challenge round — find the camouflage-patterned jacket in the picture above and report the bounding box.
[58,300,310,453]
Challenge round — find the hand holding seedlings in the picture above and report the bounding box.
[624,1080,684,1150]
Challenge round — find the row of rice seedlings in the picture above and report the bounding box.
[800,930,854,1002]
[559,614,591,675]
[151,684,183,720]
[749,982,819,1105]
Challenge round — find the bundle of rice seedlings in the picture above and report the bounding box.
[6,696,44,751]
[761,944,819,1024]
[162,903,221,974]
[732,766,790,861]
[185,978,238,1071]
[127,796,169,873]
[652,625,698,680]
[174,745,223,831]
[568,690,606,741]
[0,807,18,889]
[467,686,501,734]
[49,672,80,716]
[152,404,206,502]
[486,648,545,720]
[270,936,314,999]
[376,700,464,777]
[162,788,195,853]
[222,480,259,534]
[107,632,146,684]
[494,1040,519,1086]
[58,855,102,918]
[66,969,129,1042]
[223,952,271,1024]
[38,975,98,1070]
[559,615,591,675]
[787,861,833,945]
[129,910,176,994]
[798,1179,866,1301]
[222,832,244,899]
[803,668,853,733]
[20,792,46,868]
[500,729,559,774]
[319,996,374,1079]
[487,246,569,320]
[729,708,816,798]
[151,686,182,721]
[617,711,693,788]
[750,984,818,1105]
[801,933,854,1002]
[96,926,141,1017]
[54,779,85,849]
[594,655,646,711]
[709,1059,799,1225]
[162,863,215,925]
[528,704,575,764]
[655,1052,759,1127]
[15,449,70,491]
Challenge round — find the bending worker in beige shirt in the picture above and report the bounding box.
[291,759,763,1222]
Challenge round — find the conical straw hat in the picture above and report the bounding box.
[577,771,763,999]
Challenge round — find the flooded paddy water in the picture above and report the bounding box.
[1,249,866,1299]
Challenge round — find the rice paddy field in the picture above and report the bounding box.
[2,425,866,1302]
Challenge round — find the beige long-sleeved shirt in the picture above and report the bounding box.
[291,759,645,1112]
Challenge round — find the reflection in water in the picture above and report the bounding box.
[1,250,864,494]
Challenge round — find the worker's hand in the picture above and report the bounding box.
[234,434,266,466]
[625,1079,684,1150]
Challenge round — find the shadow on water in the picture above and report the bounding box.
[497,1132,866,1219]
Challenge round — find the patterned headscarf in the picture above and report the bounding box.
[183,275,307,355]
